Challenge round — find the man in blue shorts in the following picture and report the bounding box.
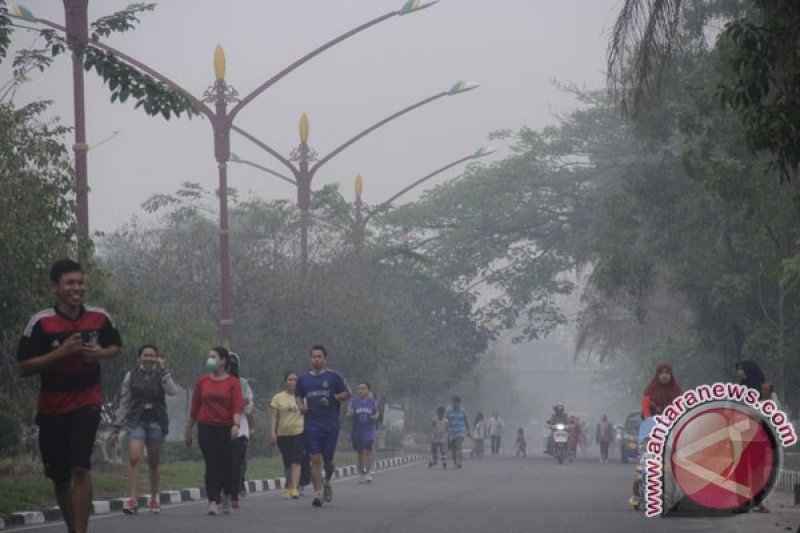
[295,345,350,507]
[445,395,470,469]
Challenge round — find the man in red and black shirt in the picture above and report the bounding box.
[18,259,121,533]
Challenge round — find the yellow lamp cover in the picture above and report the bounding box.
[214,45,226,81]
[355,173,363,197]
[299,113,310,142]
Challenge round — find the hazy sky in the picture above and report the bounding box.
[4,0,621,233]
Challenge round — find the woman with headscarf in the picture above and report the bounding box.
[736,360,777,403]
[735,359,776,513]
[640,363,683,419]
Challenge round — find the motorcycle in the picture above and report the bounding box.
[550,423,570,464]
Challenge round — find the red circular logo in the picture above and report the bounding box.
[669,405,778,510]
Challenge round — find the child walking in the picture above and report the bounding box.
[428,407,449,469]
[515,428,527,458]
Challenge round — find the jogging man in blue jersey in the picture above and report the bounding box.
[295,345,350,507]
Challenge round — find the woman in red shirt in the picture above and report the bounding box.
[184,347,243,515]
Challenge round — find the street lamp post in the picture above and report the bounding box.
[351,146,496,250]
[354,173,365,254]
[18,0,439,346]
[231,146,496,255]
[63,0,90,253]
[231,81,479,274]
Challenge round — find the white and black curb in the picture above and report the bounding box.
[0,455,423,529]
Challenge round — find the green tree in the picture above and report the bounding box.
[99,183,488,409]
[1,1,196,119]
[0,99,76,433]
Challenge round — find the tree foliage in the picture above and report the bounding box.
[0,99,75,408]
[1,0,196,119]
[99,184,489,407]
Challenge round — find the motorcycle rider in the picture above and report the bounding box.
[546,403,569,455]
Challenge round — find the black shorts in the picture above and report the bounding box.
[37,406,101,484]
[277,434,305,469]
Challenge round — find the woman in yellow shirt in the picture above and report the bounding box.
[270,371,305,498]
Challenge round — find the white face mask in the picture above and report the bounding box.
[206,357,220,371]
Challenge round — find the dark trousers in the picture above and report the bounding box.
[430,441,446,465]
[198,423,233,502]
[490,435,501,454]
[299,451,311,487]
[230,436,249,499]
[599,440,610,461]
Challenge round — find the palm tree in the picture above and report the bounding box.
[607,0,684,118]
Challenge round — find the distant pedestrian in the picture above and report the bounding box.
[470,412,486,458]
[736,360,777,404]
[735,359,776,513]
[515,428,527,458]
[184,347,243,515]
[487,411,505,455]
[227,352,254,509]
[445,396,470,469]
[640,362,683,418]
[350,382,379,483]
[568,416,581,459]
[428,407,449,469]
[112,344,178,514]
[595,414,613,464]
[295,345,351,507]
[271,371,305,499]
[17,259,122,533]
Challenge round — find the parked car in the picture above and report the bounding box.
[620,411,640,464]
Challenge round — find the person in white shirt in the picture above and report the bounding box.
[228,353,254,510]
[487,411,505,455]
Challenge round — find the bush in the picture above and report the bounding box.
[0,393,23,455]
[159,440,203,463]
[384,430,403,449]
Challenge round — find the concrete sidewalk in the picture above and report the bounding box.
[719,487,800,533]
[0,455,423,530]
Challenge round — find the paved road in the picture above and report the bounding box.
[12,455,800,533]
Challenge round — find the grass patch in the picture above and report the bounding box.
[0,450,374,514]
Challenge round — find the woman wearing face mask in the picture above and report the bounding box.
[640,362,683,419]
[112,344,178,514]
[184,347,244,515]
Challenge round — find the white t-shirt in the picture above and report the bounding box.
[487,416,504,436]
[238,380,254,438]
[473,420,486,439]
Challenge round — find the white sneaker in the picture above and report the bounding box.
[365,474,373,483]
[358,475,366,484]
[221,495,231,514]
[207,501,218,515]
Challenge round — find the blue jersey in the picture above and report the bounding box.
[351,396,378,442]
[445,407,469,438]
[296,369,348,429]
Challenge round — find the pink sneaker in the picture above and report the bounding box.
[149,499,161,514]
[122,498,138,514]
[231,498,240,509]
